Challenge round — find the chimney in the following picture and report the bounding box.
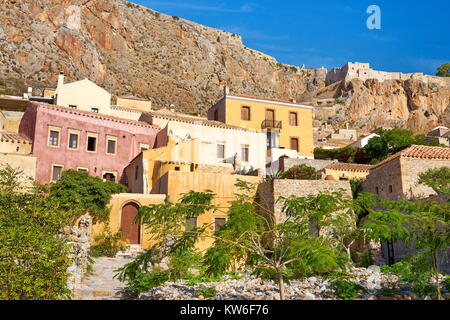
[57,71,64,88]
[291,98,297,103]
[224,85,230,96]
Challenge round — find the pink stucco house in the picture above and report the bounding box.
[19,102,160,185]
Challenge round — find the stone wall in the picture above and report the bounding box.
[362,157,450,200]
[326,62,450,87]
[258,179,352,223]
[65,215,92,292]
[279,158,337,172]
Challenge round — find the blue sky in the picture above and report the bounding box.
[134,0,450,75]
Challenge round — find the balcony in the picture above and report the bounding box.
[261,120,282,130]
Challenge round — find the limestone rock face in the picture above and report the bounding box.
[316,79,450,134]
[0,0,326,114]
[0,0,448,133]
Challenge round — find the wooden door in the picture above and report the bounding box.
[290,138,299,152]
[121,203,140,244]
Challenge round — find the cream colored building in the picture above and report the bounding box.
[55,72,112,114]
[141,108,267,175]
[116,96,152,112]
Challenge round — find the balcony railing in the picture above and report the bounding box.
[262,120,282,130]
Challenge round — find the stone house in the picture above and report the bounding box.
[324,162,373,181]
[361,145,450,200]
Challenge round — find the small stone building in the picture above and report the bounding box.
[362,145,450,200]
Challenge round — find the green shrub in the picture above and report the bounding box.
[443,276,450,292]
[331,279,367,300]
[280,164,320,180]
[334,98,345,105]
[126,270,171,294]
[90,227,127,257]
[195,285,217,299]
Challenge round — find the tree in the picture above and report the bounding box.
[436,63,450,77]
[280,164,320,180]
[49,170,126,223]
[418,167,450,195]
[117,181,354,300]
[0,166,72,300]
[364,129,432,163]
[362,194,449,299]
[363,136,389,163]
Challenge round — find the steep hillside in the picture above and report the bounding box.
[0,0,448,133]
[0,0,326,114]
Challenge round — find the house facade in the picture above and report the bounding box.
[208,88,314,162]
[18,102,160,185]
[141,108,267,174]
[55,73,112,115]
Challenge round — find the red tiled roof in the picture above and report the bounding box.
[325,162,373,173]
[0,132,31,143]
[228,94,314,107]
[143,110,255,132]
[33,102,160,130]
[372,145,450,169]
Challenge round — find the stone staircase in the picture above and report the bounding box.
[74,245,144,300]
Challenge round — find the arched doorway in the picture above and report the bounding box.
[121,202,140,244]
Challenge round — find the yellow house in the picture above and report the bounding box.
[208,88,315,162]
[124,141,261,251]
[323,162,373,181]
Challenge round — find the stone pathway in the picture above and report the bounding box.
[74,255,135,300]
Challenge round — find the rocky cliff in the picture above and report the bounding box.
[0,0,448,133]
[311,79,450,134]
[0,0,326,114]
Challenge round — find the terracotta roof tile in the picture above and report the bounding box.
[0,132,31,143]
[143,110,255,132]
[33,102,160,130]
[372,145,450,169]
[228,94,314,107]
[325,162,373,172]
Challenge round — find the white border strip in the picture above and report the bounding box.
[227,95,314,110]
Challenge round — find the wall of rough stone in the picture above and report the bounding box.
[279,158,336,172]
[361,157,404,200]
[258,179,352,223]
[326,62,450,87]
[65,215,92,292]
[401,158,450,200]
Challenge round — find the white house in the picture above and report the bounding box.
[350,133,380,148]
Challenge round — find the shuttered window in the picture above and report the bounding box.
[289,112,298,126]
[241,106,251,121]
[290,138,299,152]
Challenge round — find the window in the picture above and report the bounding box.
[103,172,116,183]
[290,138,299,152]
[68,132,79,149]
[217,143,225,159]
[289,112,298,126]
[214,218,226,232]
[69,105,77,109]
[175,166,181,171]
[51,165,63,181]
[375,187,379,195]
[241,106,251,121]
[389,185,393,193]
[91,107,99,113]
[267,131,277,149]
[78,167,88,173]
[48,126,61,147]
[241,145,249,162]
[86,132,98,152]
[186,218,197,232]
[106,135,117,155]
